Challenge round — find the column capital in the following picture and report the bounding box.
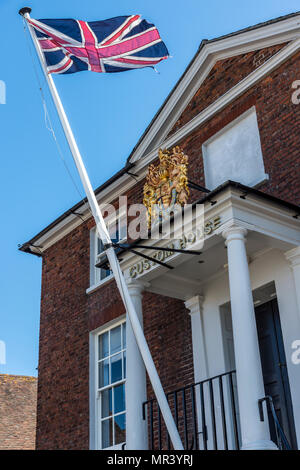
[184,295,204,315]
[222,223,248,245]
[284,246,300,267]
[126,279,149,297]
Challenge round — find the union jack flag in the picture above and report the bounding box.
[27,15,169,74]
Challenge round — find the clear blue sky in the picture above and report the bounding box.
[0,0,299,377]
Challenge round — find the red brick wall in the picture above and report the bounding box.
[171,48,300,205]
[36,44,300,449]
[37,227,192,449]
[169,44,287,136]
[143,293,193,396]
[37,224,90,450]
[0,375,37,450]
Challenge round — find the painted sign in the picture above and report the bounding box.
[128,215,221,278]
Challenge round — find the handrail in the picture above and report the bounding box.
[258,395,291,450]
[143,370,239,450]
[143,369,237,405]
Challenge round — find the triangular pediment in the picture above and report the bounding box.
[167,43,287,138]
[127,12,300,165]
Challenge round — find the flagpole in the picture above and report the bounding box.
[20,7,184,450]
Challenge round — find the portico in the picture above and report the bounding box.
[122,182,300,450]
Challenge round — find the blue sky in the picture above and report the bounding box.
[0,0,299,377]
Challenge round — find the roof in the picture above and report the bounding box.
[201,11,300,44]
[0,374,37,383]
[19,11,300,256]
[0,374,37,450]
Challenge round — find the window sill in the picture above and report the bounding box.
[86,274,114,295]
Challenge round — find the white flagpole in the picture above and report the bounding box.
[20,7,183,450]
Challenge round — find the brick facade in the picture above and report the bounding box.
[0,375,37,450]
[35,39,300,449]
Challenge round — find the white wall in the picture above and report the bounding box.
[202,107,268,189]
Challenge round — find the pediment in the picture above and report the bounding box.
[127,13,300,165]
[167,43,287,138]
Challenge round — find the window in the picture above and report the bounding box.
[97,321,126,449]
[202,107,268,190]
[90,212,127,287]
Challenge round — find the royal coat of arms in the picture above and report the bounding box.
[143,146,189,227]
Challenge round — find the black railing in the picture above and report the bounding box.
[258,396,291,450]
[143,370,240,450]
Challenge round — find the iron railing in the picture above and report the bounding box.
[142,370,240,450]
[258,396,291,450]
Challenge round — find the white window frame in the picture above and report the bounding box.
[90,317,126,450]
[88,209,127,291]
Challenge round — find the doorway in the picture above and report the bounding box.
[255,298,297,449]
[220,286,297,449]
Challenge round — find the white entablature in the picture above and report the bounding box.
[120,184,300,300]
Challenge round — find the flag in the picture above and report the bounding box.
[27,15,169,74]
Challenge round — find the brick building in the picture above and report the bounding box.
[0,375,37,450]
[20,13,300,450]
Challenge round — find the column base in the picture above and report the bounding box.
[241,439,278,450]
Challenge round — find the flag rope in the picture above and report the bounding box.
[21,9,184,450]
[23,18,87,206]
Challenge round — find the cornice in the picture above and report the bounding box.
[285,246,300,267]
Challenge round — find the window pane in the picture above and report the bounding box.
[122,323,126,348]
[111,353,122,383]
[100,268,111,281]
[110,326,121,355]
[101,388,112,418]
[99,332,109,359]
[99,359,109,388]
[101,418,113,448]
[97,237,104,255]
[123,350,126,379]
[114,413,126,445]
[114,384,125,414]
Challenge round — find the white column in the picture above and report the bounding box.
[285,246,300,321]
[223,225,277,450]
[185,295,208,382]
[126,280,148,450]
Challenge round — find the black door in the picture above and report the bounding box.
[255,299,297,449]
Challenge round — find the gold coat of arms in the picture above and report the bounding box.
[143,146,189,227]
